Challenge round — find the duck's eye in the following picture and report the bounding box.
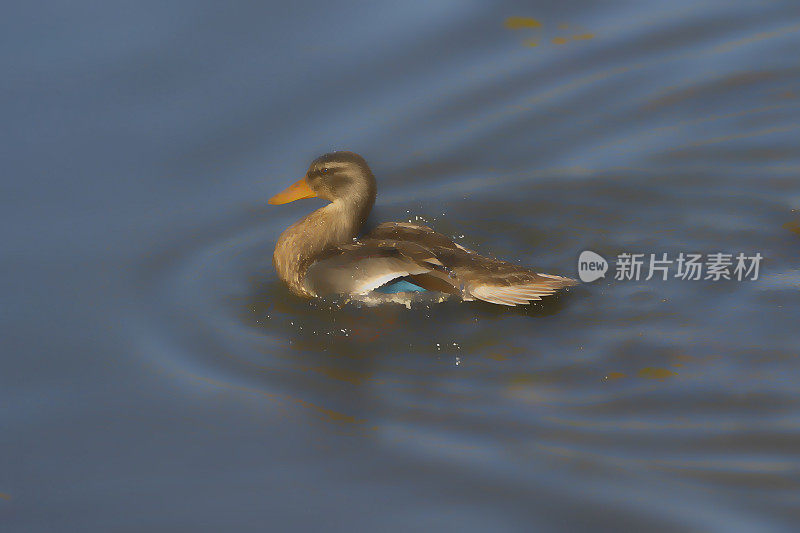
[321,167,330,174]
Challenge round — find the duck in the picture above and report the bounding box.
[268,151,577,306]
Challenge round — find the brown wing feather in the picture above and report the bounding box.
[361,222,577,306]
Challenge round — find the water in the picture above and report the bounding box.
[3,1,800,530]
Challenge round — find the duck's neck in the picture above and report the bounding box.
[273,198,372,296]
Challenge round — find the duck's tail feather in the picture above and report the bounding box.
[465,273,577,306]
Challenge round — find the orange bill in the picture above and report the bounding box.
[268,178,317,205]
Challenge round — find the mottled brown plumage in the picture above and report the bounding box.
[270,152,576,306]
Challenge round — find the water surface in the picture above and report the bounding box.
[3,1,800,531]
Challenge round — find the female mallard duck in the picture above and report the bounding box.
[269,151,576,306]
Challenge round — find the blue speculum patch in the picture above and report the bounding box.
[374,279,428,294]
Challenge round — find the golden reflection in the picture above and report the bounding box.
[505,16,596,47]
[783,220,800,236]
[504,17,542,29]
[603,371,626,381]
[505,16,597,48]
[0,493,10,500]
[638,367,678,380]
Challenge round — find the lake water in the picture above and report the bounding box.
[3,1,800,531]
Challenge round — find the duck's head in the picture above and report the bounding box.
[269,151,376,206]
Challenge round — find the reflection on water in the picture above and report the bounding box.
[504,16,594,47]
[4,0,800,530]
